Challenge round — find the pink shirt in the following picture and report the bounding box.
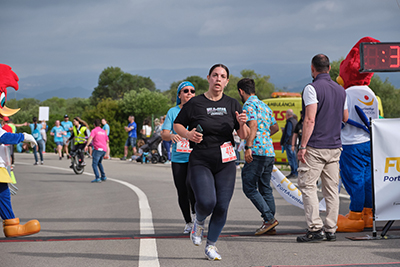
[90,127,108,151]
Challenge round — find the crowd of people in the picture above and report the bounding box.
[3,53,376,261]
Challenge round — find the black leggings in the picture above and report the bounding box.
[190,161,236,243]
[171,162,195,223]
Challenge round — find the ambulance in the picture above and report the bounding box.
[262,92,384,163]
[262,92,302,163]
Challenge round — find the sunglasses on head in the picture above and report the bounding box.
[182,89,195,94]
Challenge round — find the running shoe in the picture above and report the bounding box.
[183,222,193,234]
[101,177,107,181]
[91,178,101,183]
[205,245,221,261]
[190,221,204,246]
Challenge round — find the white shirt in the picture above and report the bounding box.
[341,85,378,145]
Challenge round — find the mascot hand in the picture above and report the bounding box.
[23,133,37,148]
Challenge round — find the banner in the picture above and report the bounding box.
[371,118,400,221]
[271,165,326,212]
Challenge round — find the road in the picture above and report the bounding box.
[0,152,399,267]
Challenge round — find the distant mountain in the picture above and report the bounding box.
[12,65,400,101]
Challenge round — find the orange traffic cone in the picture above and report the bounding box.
[3,218,41,237]
[337,211,364,232]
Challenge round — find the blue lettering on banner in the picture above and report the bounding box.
[383,176,400,182]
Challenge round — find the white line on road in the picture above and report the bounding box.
[18,163,160,267]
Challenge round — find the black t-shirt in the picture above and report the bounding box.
[174,94,242,166]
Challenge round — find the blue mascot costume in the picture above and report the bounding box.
[0,63,41,237]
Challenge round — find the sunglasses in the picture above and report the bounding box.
[182,89,195,94]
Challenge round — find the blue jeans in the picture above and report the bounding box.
[33,139,45,163]
[242,155,275,222]
[284,144,298,176]
[92,149,106,179]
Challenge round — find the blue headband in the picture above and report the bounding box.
[177,81,195,105]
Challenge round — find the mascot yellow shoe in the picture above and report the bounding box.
[3,218,41,237]
[337,211,364,232]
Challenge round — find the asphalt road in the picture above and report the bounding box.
[0,152,399,267]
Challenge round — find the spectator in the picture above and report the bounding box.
[29,117,45,165]
[141,119,152,142]
[101,118,111,159]
[296,54,348,242]
[85,119,109,183]
[280,109,298,178]
[121,115,137,160]
[40,121,48,153]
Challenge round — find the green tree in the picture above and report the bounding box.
[224,70,276,103]
[120,88,172,129]
[90,67,156,106]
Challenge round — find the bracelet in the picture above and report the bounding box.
[299,146,307,150]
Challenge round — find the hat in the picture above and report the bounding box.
[176,81,195,105]
[3,116,9,122]
[64,114,69,118]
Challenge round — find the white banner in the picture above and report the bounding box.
[271,166,326,212]
[371,118,400,221]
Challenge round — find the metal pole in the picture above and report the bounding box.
[370,117,377,238]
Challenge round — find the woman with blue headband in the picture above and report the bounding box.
[161,81,196,234]
[174,64,249,261]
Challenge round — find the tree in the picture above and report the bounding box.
[224,70,276,103]
[90,67,156,106]
[120,88,172,128]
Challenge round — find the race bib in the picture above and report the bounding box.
[176,139,192,153]
[56,132,62,137]
[220,142,237,163]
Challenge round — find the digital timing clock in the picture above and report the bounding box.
[360,42,400,72]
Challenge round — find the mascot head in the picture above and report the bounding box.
[0,64,20,117]
[337,36,380,89]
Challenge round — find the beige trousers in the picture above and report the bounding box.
[297,146,342,233]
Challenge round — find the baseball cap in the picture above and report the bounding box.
[64,114,69,118]
[3,117,9,122]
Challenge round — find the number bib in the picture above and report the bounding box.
[220,142,237,163]
[176,139,192,153]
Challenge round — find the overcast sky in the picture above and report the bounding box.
[1,0,400,82]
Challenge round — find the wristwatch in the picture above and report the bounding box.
[299,146,307,150]
[245,146,253,150]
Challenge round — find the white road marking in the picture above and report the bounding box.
[18,163,160,267]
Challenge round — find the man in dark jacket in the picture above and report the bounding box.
[280,109,298,178]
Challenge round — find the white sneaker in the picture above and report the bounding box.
[183,222,193,234]
[205,245,221,261]
[190,221,204,246]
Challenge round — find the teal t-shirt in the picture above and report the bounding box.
[51,126,65,143]
[30,123,43,141]
[162,105,190,163]
[102,124,110,136]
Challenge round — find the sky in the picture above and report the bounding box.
[1,0,400,92]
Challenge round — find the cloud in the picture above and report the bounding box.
[1,0,399,81]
